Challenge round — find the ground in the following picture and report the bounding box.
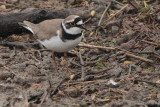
[0,0,160,107]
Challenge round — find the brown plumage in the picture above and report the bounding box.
[20,15,79,41]
[23,19,63,40]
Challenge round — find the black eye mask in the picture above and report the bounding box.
[74,17,82,24]
[65,23,71,29]
[65,17,84,29]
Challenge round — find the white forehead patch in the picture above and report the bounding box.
[65,16,81,24]
[65,19,74,23]
[76,20,83,25]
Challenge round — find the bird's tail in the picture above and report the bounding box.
[18,21,35,34]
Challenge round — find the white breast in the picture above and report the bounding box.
[38,30,82,52]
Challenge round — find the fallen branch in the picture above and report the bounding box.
[78,42,154,63]
[0,8,89,38]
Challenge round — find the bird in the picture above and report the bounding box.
[19,15,86,72]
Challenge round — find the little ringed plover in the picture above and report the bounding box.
[19,15,86,72]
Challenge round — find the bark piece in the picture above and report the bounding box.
[0,8,89,38]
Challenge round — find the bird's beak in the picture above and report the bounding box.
[80,25,87,31]
[77,24,87,31]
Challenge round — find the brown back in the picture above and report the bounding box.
[24,19,63,41]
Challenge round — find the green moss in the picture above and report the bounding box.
[94,58,106,69]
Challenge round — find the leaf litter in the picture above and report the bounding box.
[0,0,160,107]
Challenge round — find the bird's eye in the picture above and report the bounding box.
[70,22,76,26]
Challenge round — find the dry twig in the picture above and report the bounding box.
[135,79,160,87]
[39,90,48,107]
[103,4,129,25]
[0,1,14,6]
[50,77,69,97]
[79,52,85,81]
[78,42,154,63]
[126,53,153,63]
[78,42,115,50]
[98,2,111,26]
[141,40,160,46]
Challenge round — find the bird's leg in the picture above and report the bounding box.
[52,52,59,72]
[64,52,69,72]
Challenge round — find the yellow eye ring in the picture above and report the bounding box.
[70,22,76,26]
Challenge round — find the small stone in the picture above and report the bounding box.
[19,62,27,68]
[140,62,149,68]
[0,5,6,10]
[11,0,18,3]
[64,87,82,98]
[147,100,158,106]
[107,79,120,88]
[157,93,160,99]
[84,75,94,81]
[0,73,14,80]
[10,62,27,69]
[85,87,97,95]
[6,77,12,83]
[112,26,119,35]
[42,51,51,56]
[70,74,75,80]
[142,46,155,52]
[91,10,96,17]
[157,13,160,22]
[136,66,142,72]
[25,65,38,73]
[0,61,5,67]
[119,40,136,50]
[2,54,10,59]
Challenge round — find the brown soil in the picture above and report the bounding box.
[0,0,160,107]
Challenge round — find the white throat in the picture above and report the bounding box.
[62,22,82,35]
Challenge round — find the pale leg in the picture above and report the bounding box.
[64,52,69,72]
[52,52,59,72]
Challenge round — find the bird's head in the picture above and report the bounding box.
[62,15,87,35]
